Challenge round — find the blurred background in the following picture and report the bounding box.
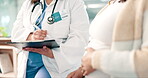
[0,0,108,37]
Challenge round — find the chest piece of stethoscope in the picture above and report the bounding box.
[47,16,54,24]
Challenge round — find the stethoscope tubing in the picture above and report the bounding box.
[30,0,58,26]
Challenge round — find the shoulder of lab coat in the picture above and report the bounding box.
[46,0,89,73]
[11,0,34,42]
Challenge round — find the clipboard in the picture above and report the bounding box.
[6,40,59,49]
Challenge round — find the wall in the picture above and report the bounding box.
[0,0,23,37]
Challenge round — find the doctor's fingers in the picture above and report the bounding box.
[33,31,47,39]
[23,47,51,56]
[81,65,95,76]
[34,30,47,34]
[83,69,95,76]
[33,35,45,40]
[23,48,43,53]
[34,34,46,38]
[81,67,89,76]
[73,68,84,78]
[67,71,76,78]
[34,31,47,36]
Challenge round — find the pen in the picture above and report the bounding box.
[33,25,41,30]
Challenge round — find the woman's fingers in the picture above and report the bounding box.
[86,47,95,52]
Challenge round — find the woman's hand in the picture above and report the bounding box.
[23,46,54,58]
[81,48,96,76]
[67,67,84,78]
[27,30,47,41]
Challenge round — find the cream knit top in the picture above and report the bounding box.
[88,1,125,50]
[86,1,125,77]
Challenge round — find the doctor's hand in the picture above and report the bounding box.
[23,46,54,58]
[81,48,96,76]
[67,67,84,78]
[27,30,47,41]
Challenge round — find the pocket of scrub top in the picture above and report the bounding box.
[52,10,70,39]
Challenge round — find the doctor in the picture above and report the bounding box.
[11,0,89,78]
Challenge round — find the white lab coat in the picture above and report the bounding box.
[11,0,89,77]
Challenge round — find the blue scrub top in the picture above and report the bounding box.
[26,2,49,78]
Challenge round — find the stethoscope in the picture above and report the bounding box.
[30,0,58,27]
